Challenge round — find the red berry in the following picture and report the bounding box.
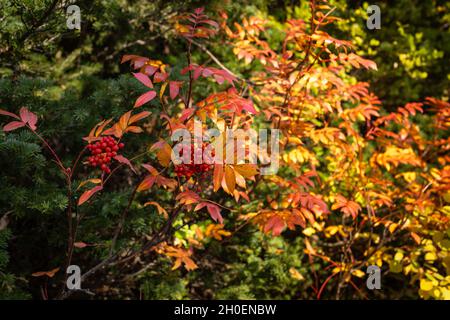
[119,143,124,149]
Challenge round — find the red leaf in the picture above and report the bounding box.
[114,154,136,173]
[241,100,257,114]
[129,111,151,124]
[206,203,223,224]
[74,242,88,248]
[143,65,158,76]
[18,107,38,130]
[264,215,285,236]
[194,7,204,14]
[121,55,149,69]
[134,91,156,108]
[150,140,167,151]
[156,175,177,189]
[202,68,213,77]
[153,72,168,83]
[213,74,224,84]
[180,65,192,75]
[182,64,236,85]
[19,107,30,123]
[199,19,219,28]
[27,111,38,130]
[137,176,156,192]
[179,108,196,122]
[169,81,182,100]
[0,109,20,120]
[193,67,203,80]
[133,72,153,88]
[78,186,103,206]
[141,163,158,175]
[194,202,208,211]
[3,121,26,132]
[121,54,141,64]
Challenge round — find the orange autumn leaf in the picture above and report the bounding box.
[205,224,231,240]
[32,267,60,278]
[78,186,103,206]
[151,140,172,167]
[224,165,236,194]
[213,164,224,192]
[331,195,361,219]
[176,190,201,206]
[144,201,169,219]
[164,245,198,271]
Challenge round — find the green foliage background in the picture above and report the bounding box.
[0,0,448,299]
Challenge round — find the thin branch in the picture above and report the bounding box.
[18,0,60,44]
[109,183,140,256]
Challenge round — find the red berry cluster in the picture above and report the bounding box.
[174,142,214,179]
[86,136,124,174]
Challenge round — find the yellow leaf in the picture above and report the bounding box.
[289,267,305,281]
[394,251,404,262]
[388,222,398,233]
[77,178,102,191]
[233,164,258,178]
[389,261,402,273]
[442,288,450,300]
[156,142,172,167]
[234,171,246,188]
[420,279,434,291]
[443,192,450,204]
[302,227,315,236]
[205,224,231,241]
[224,165,236,194]
[160,81,168,99]
[351,269,365,278]
[324,226,339,238]
[424,252,437,262]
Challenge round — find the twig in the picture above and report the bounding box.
[109,184,140,256]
